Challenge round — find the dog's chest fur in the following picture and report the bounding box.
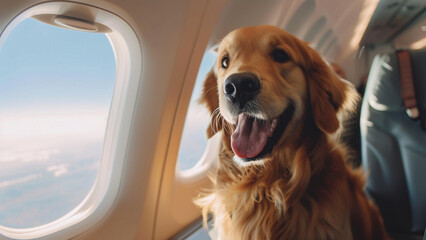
[207,139,353,240]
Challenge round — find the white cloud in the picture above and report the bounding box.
[0,174,42,188]
[0,149,59,163]
[46,164,69,177]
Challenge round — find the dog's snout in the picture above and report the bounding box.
[224,72,260,108]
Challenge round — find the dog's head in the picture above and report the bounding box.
[200,25,355,166]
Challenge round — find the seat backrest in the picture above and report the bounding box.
[360,50,426,235]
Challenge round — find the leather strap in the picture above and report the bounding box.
[396,50,419,119]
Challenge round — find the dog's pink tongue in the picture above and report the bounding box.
[231,114,272,159]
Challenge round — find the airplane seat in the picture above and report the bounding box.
[360,49,426,239]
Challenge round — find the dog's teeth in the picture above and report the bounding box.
[271,119,277,128]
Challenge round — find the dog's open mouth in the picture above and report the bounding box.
[231,104,295,161]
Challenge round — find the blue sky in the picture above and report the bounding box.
[0,18,116,111]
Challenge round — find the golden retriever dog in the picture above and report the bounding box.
[196,25,389,240]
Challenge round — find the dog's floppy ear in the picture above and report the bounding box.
[199,69,222,138]
[303,47,354,134]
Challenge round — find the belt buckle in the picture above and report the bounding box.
[406,107,419,119]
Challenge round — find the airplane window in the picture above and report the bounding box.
[0,18,115,228]
[177,50,216,171]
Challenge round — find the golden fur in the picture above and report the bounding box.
[196,25,389,240]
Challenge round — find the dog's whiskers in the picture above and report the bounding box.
[223,119,234,136]
[210,108,221,134]
[210,107,235,136]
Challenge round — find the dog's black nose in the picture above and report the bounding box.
[224,72,260,109]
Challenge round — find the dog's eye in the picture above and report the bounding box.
[271,49,290,63]
[221,57,230,69]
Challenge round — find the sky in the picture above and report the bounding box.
[0,18,116,110]
[0,17,216,228]
[0,18,115,228]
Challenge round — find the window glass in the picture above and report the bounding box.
[178,51,216,171]
[0,18,115,228]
